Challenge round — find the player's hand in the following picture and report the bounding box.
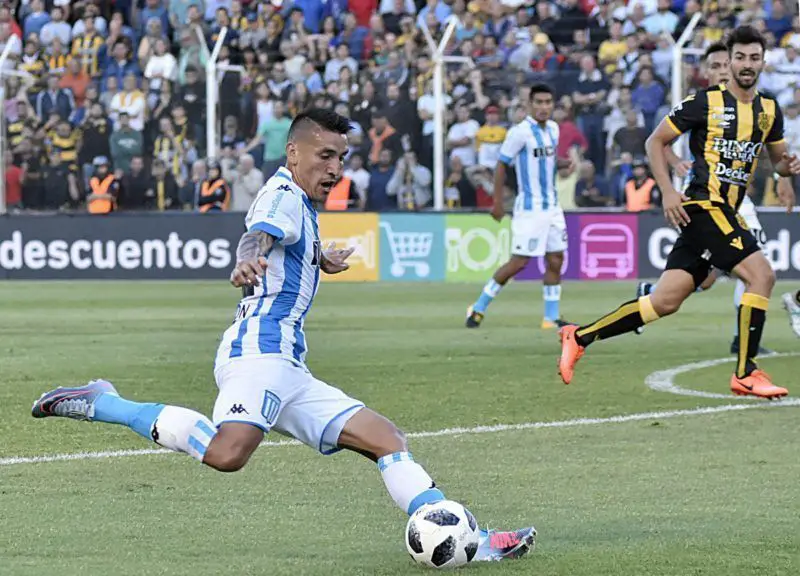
[674,160,692,178]
[662,190,691,228]
[230,256,268,288]
[321,242,355,274]
[490,203,505,222]
[778,180,796,213]
[782,152,800,175]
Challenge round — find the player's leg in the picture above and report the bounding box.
[730,278,747,353]
[279,377,535,561]
[466,255,529,328]
[31,380,225,465]
[782,289,800,337]
[466,213,540,328]
[541,208,568,329]
[558,237,705,384]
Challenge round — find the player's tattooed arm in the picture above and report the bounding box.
[230,230,274,289]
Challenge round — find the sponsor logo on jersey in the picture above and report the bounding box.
[714,163,751,184]
[711,138,763,162]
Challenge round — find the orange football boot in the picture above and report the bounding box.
[730,370,788,399]
[558,325,585,385]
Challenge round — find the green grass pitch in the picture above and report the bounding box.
[1,280,799,575]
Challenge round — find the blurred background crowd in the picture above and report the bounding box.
[2,0,800,213]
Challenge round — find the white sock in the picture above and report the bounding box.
[733,279,746,337]
[152,406,218,462]
[377,452,446,515]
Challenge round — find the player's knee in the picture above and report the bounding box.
[546,253,563,271]
[373,424,408,459]
[651,296,681,317]
[205,446,252,473]
[509,257,528,274]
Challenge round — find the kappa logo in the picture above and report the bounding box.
[730,237,743,250]
[227,404,249,415]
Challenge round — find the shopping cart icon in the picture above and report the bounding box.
[380,222,433,278]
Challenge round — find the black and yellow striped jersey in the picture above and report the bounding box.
[7,118,41,148]
[20,54,46,92]
[47,130,80,164]
[666,85,784,211]
[46,52,70,75]
[71,33,105,76]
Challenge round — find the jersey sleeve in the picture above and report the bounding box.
[766,102,785,144]
[665,92,705,135]
[245,184,303,245]
[498,126,526,165]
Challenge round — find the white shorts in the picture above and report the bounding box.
[511,207,567,257]
[213,356,364,455]
[738,196,767,248]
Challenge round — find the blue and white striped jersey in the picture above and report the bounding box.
[498,117,560,215]
[215,167,321,369]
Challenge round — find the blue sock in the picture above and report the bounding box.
[543,284,561,321]
[473,279,502,314]
[93,395,165,440]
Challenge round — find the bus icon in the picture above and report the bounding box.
[580,223,635,279]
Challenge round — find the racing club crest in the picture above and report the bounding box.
[758,112,771,132]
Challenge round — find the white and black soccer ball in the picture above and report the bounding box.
[405,500,480,569]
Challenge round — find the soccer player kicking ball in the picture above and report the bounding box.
[466,84,570,330]
[635,42,788,356]
[31,109,534,563]
[558,26,800,399]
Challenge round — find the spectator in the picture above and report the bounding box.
[71,4,108,38]
[444,155,476,208]
[388,150,432,210]
[268,62,293,101]
[230,154,263,212]
[766,1,793,41]
[177,28,208,85]
[618,34,642,85]
[553,106,588,162]
[624,158,659,211]
[416,0,451,29]
[374,50,409,92]
[325,44,359,83]
[141,0,170,37]
[447,105,480,169]
[145,159,181,211]
[475,105,507,171]
[281,8,310,47]
[244,99,292,177]
[23,0,50,39]
[366,148,396,210]
[35,73,75,122]
[110,113,144,175]
[197,160,231,212]
[120,156,151,209]
[109,73,146,131]
[138,18,168,67]
[572,54,609,171]
[70,14,105,78]
[631,66,665,132]
[344,154,370,209]
[105,41,142,86]
[556,152,579,210]
[575,161,613,207]
[171,104,198,150]
[59,58,91,110]
[367,110,403,168]
[40,6,71,47]
[643,0,678,37]
[4,150,25,210]
[612,108,648,160]
[20,37,46,96]
[598,20,627,73]
[86,156,119,214]
[144,38,178,106]
[335,13,368,60]
[181,159,206,207]
[78,102,112,189]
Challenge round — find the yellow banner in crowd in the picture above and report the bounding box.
[317,213,379,282]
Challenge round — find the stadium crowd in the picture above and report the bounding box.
[2,0,800,213]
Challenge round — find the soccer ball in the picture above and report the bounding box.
[405,500,480,569]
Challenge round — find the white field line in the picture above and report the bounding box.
[645,352,800,399]
[3,398,799,467]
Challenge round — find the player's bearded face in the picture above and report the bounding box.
[730,44,764,89]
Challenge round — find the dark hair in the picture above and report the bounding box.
[726,26,765,53]
[288,108,350,140]
[703,42,728,61]
[529,83,554,100]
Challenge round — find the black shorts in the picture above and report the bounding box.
[665,201,759,288]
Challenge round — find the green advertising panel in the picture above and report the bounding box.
[444,215,511,282]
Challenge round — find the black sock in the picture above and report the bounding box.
[576,299,646,347]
